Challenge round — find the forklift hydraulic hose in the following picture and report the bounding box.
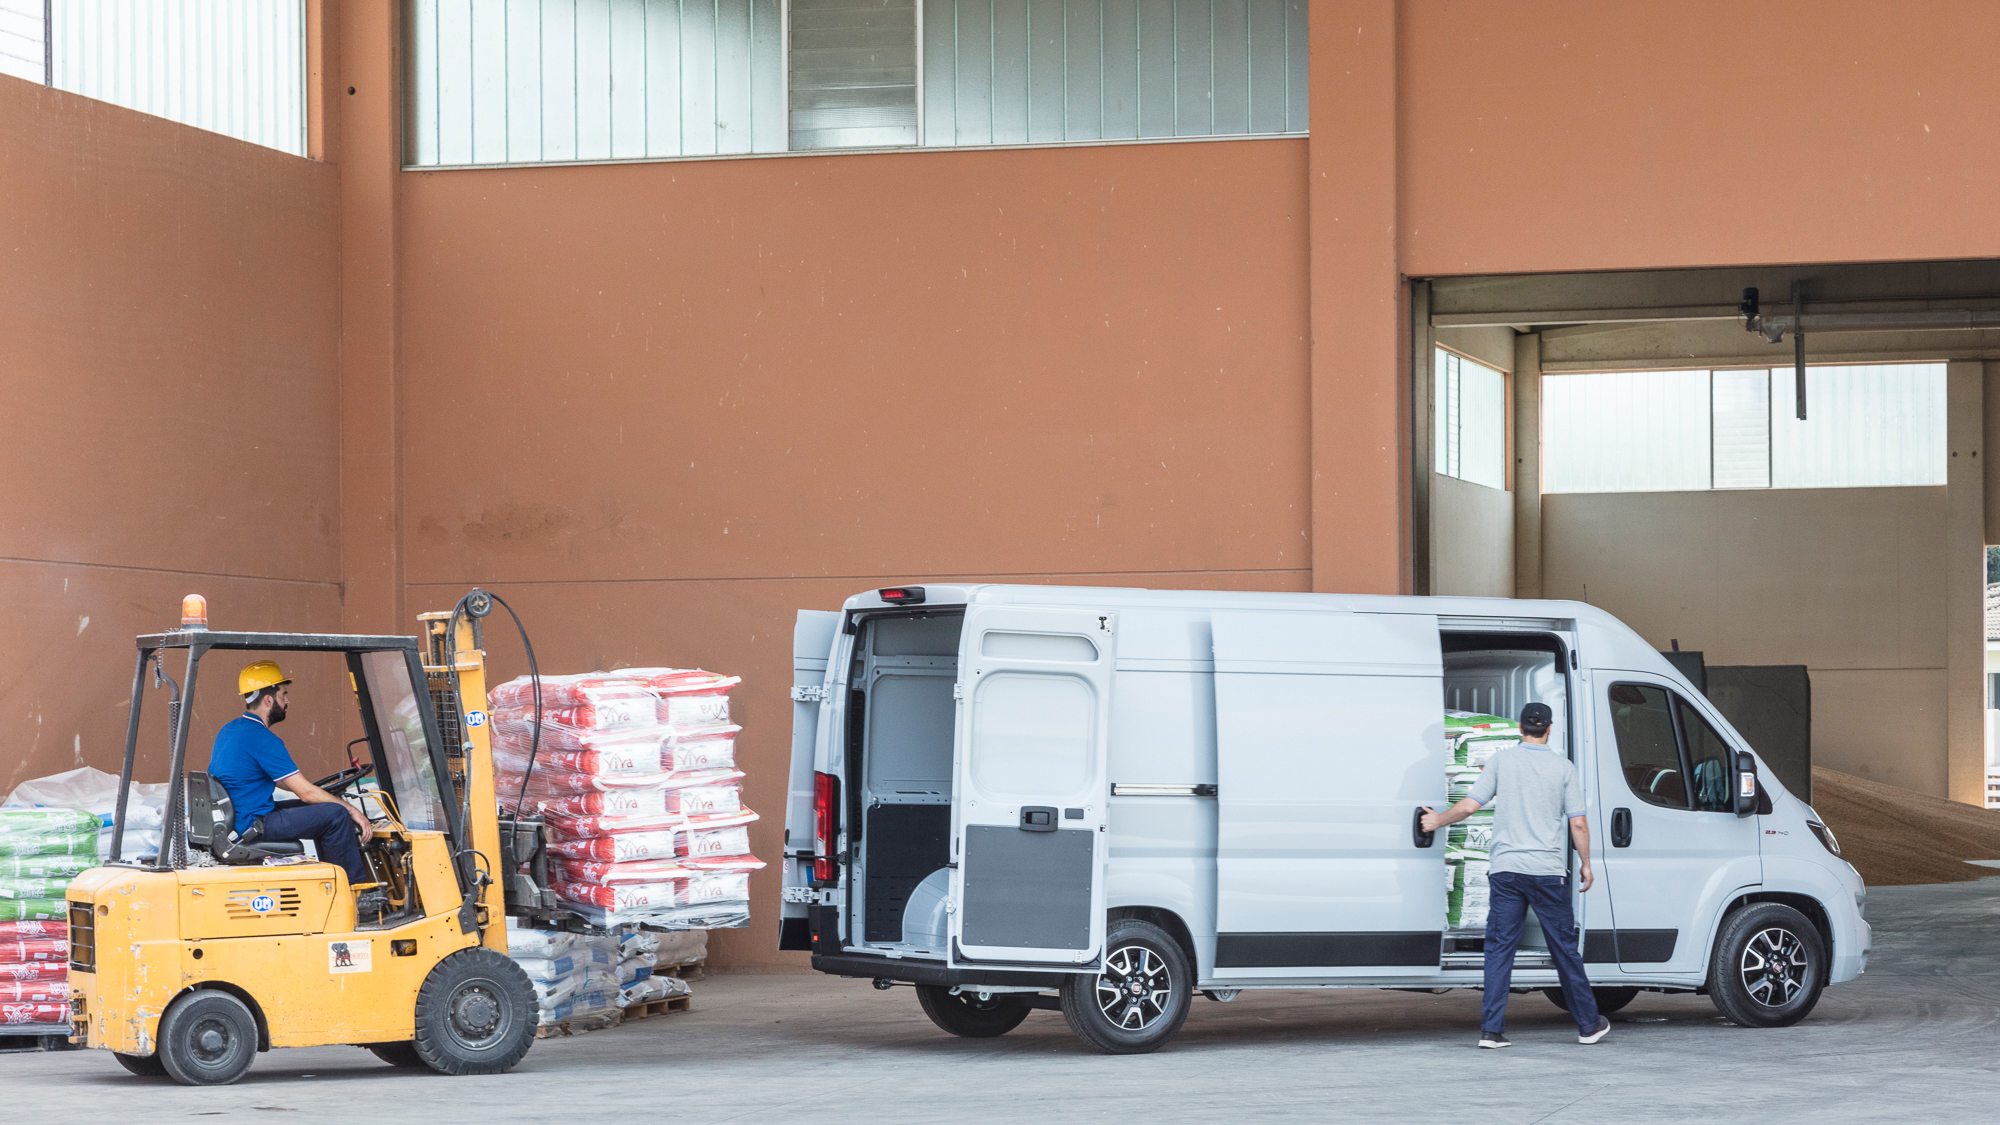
[441,587,545,865]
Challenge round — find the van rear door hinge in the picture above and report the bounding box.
[790,685,829,704]
[952,683,964,701]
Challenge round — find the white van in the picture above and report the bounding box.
[778,585,1868,1053]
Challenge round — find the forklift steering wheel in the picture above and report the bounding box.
[314,763,374,796]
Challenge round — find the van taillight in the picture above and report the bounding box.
[813,771,839,883]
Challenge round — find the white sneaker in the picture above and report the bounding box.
[1479,1032,1511,1049]
[1579,1016,1611,1044]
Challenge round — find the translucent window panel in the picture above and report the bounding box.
[1771,363,1946,488]
[922,0,1305,147]
[48,0,307,156]
[1542,369,1713,494]
[1710,369,1771,490]
[0,0,48,84]
[407,0,785,166]
[1433,349,1507,491]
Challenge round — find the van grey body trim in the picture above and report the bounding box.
[1215,932,1442,968]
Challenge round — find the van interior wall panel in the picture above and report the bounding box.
[0,76,344,794]
[1542,486,1948,796]
[861,804,949,943]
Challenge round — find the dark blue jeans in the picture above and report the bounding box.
[262,800,367,884]
[1482,870,1601,1036]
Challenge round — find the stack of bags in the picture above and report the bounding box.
[491,669,763,929]
[1443,712,1520,930]
[505,922,622,1030]
[4,768,167,861]
[612,928,692,1009]
[0,808,97,1028]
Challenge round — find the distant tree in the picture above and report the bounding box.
[1989,545,2000,585]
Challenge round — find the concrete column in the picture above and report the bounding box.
[1307,1,1405,595]
[338,1,403,633]
[1946,360,1985,804]
[1985,362,2000,543]
[305,0,339,162]
[1512,333,1543,599]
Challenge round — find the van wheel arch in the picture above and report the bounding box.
[1107,906,1197,972]
[1720,892,1832,966]
[177,983,271,1053]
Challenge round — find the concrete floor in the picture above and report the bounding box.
[10,877,1999,1124]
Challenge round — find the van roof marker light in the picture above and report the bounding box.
[878,587,926,605]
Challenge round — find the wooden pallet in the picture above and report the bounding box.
[655,960,706,982]
[621,994,692,1022]
[0,1031,76,1054]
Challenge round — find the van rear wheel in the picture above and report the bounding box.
[1707,903,1826,1028]
[1541,986,1639,1015]
[1059,919,1192,1054]
[914,986,1032,1037]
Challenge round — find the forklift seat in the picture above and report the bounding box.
[186,772,308,864]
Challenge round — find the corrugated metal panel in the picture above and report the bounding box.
[50,0,306,156]
[1434,349,1506,491]
[920,0,1305,147]
[0,0,46,84]
[1771,363,1946,488]
[407,0,786,167]
[1542,370,1712,494]
[1710,369,1771,489]
[789,0,918,150]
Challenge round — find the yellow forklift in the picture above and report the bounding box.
[67,590,564,1084]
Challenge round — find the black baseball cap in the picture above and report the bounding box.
[1519,703,1554,728]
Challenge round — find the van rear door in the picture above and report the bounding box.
[779,610,842,951]
[1211,610,1447,978]
[949,606,1117,969]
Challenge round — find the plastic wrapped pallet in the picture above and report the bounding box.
[5,766,168,862]
[0,807,93,1028]
[490,668,760,932]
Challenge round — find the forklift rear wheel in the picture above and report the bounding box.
[366,1041,426,1068]
[1541,986,1639,1015]
[157,990,259,1086]
[412,947,538,1075]
[113,1051,169,1077]
[914,986,1033,1038]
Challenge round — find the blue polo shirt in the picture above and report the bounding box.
[209,714,302,834]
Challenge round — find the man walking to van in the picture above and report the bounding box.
[1422,702,1610,1048]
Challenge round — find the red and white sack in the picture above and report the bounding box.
[0,939,68,964]
[492,680,656,729]
[527,771,745,816]
[544,811,683,840]
[546,830,684,863]
[615,669,741,725]
[684,871,751,904]
[680,824,753,862]
[663,725,738,772]
[552,858,694,886]
[681,807,759,833]
[1,1001,67,1025]
[0,981,67,1003]
[682,852,767,873]
[488,673,644,712]
[0,963,64,982]
[549,878,681,911]
[0,921,65,940]
[493,738,671,779]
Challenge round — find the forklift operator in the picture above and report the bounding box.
[209,661,381,909]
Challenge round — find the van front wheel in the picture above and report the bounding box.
[914,986,1032,1037]
[1707,903,1827,1028]
[1060,919,1193,1054]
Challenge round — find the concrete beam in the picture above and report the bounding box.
[1946,360,1986,805]
[1513,333,1543,599]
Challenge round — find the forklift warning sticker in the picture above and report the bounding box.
[329,940,373,974]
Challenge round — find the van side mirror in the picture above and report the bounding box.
[1733,751,1759,818]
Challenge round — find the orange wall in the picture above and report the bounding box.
[1399,0,2000,275]
[395,140,1314,966]
[0,76,345,795]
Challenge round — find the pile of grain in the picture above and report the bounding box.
[1811,767,2000,886]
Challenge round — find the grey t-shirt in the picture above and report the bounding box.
[1466,744,1586,877]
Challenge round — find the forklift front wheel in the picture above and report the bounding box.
[411,947,538,1075]
[157,990,259,1086]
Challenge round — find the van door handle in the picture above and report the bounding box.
[1019,806,1058,832]
[1412,807,1437,849]
[1611,807,1632,848]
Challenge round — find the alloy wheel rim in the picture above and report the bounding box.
[1740,926,1810,1007]
[1094,944,1172,1031]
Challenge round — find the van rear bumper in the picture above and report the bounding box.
[812,952,1065,989]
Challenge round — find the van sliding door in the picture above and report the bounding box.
[949,606,1116,969]
[1213,611,1447,978]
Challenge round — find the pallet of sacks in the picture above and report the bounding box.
[1443,712,1519,931]
[0,809,98,1031]
[490,668,764,931]
[506,921,693,1037]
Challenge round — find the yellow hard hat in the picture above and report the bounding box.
[238,660,293,696]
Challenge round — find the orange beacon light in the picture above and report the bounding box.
[181,594,208,630]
